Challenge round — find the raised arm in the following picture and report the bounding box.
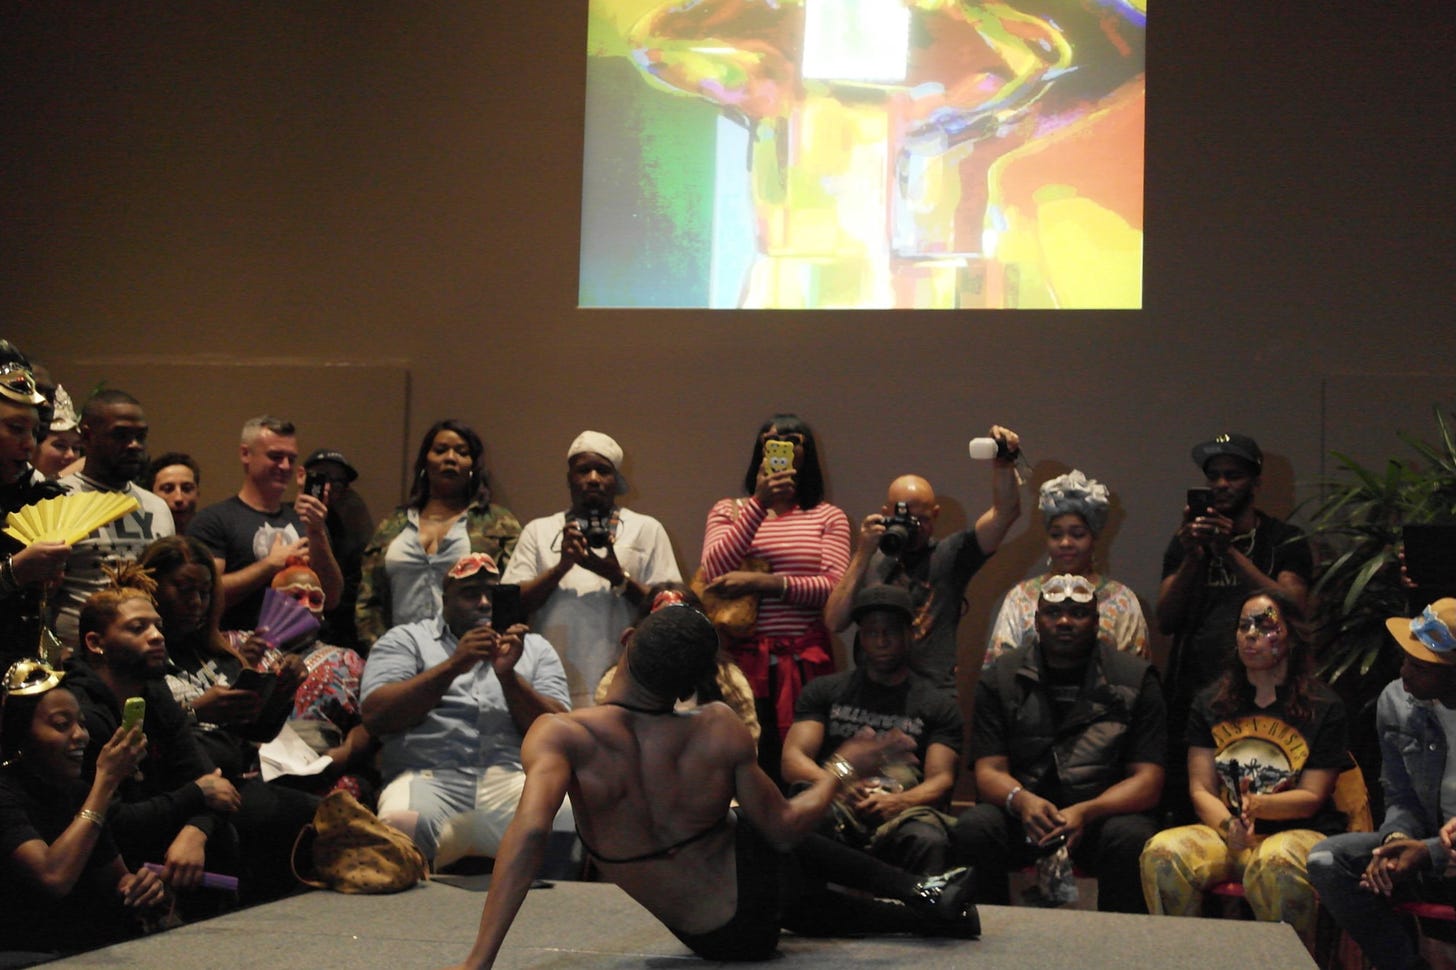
[974,425,1022,555]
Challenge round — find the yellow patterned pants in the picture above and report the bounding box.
[1140,824,1324,936]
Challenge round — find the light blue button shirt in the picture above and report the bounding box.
[361,617,569,781]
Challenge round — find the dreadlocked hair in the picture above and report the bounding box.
[77,561,158,643]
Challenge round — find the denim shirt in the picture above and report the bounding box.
[1376,679,1451,874]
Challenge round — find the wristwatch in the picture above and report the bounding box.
[611,570,631,596]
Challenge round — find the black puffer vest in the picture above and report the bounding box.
[991,643,1151,805]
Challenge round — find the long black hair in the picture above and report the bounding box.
[406,419,490,510]
[740,413,825,510]
[1209,587,1318,723]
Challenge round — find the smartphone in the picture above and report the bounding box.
[1185,487,1215,520]
[491,583,524,633]
[303,470,329,500]
[762,439,795,475]
[120,696,146,735]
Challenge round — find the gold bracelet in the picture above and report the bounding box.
[76,808,106,828]
[824,754,859,790]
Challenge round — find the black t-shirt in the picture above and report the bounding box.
[1187,678,1349,836]
[865,529,990,687]
[794,667,963,773]
[189,496,305,630]
[0,767,136,954]
[1161,511,1312,697]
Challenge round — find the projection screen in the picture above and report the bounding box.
[580,0,1146,310]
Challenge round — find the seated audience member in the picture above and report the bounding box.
[783,585,961,874]
[140,537,319,903]
[699,414,849,780]
[984,470,1148,669]
[825,425,1023,690]
[361,553,572,870]
[503,430,681,710]
[64,568,242,905]
[1141,590,1348,944]
[450,605,979,969]
[357,420,521,651]
[1308,599,1456,970]
[188,415,342,631]
[256,559,377,801]
[33,384,82,479]
[53,389,176,650]
[146,453,201,536]
[0,658,168,959]
[299,448,373,651]
[954,574,1165,913]
[0,346,68,668]
[594,582,759,744]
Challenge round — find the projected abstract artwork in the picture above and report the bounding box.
[581,0,1146,309]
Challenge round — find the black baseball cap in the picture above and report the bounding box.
[1191,433,1262,474]
[303,449,358,482]
[851,584,914,624]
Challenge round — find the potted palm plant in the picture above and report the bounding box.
[1304,404,1456,814]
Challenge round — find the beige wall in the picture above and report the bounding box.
[6,3,1454,715]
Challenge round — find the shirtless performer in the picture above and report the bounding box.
[450,605,979,967]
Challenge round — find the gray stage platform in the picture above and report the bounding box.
[47,877,1315,969]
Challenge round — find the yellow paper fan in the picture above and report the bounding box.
[4,492,141,546]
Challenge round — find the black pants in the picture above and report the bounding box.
[953,802,1155,914]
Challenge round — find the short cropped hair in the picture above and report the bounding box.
[146,452,201,489]
[627,606,720,701]
[241,415,295,446]
[80,388,141,426]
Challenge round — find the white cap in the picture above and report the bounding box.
[567,430,628,495]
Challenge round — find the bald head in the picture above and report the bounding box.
[887,475,936,507]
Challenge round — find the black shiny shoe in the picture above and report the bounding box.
[908,866,980,935]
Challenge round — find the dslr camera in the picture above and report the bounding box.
[572,511,613,549]
[878,502,920,557]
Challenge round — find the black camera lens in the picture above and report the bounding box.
[579,514,612,549]
[879,524,909,556]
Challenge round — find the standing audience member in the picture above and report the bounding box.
[0,346,68,667]
[700,413,850,782]
[593,582,759,744]
[54,390,175,650]
[985,469,1148,669]
[954,574,1166,914]
[825,425,1023,690]
[299,448,373,651]
[362,553,573,871]
[1157,433,1312,822]
[188,416,341,631]
[357,420,520,651]
[33,384,82,479]
[1141,590,1348,945]
[65,568,242,906]
[0,658,168,958]
[503,430,681,710]
[146,453,201,536]
[1308,599,1456,970]
[783,585,961,874]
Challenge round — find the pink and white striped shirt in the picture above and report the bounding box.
[700,496,851,639]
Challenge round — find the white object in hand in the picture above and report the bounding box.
[968,437,999,460]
